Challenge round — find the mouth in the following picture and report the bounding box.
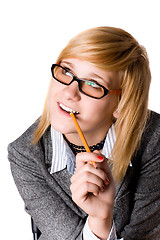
[59,103,79,115]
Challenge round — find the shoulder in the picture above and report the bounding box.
[145,110,160,135]
[8,119,52,165]
[139,110,160,156]
[131,110,160,173]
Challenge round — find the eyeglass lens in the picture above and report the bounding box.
[53,65,104,98]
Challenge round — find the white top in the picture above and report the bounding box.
[50,124,116,175]
[50,125,123,240]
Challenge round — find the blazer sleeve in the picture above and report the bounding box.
[8,127,86,240]
[119,113,160,239]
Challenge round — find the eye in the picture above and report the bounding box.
[62,68,73,78]
[85,81,101,89]
[62,69,71,76]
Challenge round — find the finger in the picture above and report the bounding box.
[76,151,104,169]
[71,180,101,202]
[71,169,107,193]
[71,163,109,187]
[96,158,112,181]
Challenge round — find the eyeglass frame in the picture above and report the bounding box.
[51,64,122,99]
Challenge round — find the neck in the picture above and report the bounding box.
[63,134,106,154]
[64,122,112,147]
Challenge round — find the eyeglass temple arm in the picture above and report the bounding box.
[108,90,122,95]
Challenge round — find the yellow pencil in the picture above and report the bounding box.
[70,112,95,166]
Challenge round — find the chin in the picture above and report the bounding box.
[50,121,73,135]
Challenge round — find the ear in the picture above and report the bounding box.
[113,108,119,119]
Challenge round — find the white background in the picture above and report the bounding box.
[1,0,160,239]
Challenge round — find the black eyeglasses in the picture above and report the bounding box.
[51,64,121,99]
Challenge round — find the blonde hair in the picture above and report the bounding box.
[33,26,151,183]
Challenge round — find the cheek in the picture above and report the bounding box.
[48,81,60,106]
[88,96,118,117]
[81,97,117,130]
[48,88,54,111]
[98,97,118,120]
[48,84,58,121]
[49,80,57,97]
[103,95,119,111]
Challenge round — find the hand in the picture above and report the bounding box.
[70,150,115,239]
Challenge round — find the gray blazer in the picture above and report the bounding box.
[8,111,160,240]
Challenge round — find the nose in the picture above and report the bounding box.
[63,81,81,101]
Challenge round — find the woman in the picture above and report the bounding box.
[8,26,160,240]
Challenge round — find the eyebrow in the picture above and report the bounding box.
[61,61,74,68]
[61,60,113,89]
[89,72,104,81]
[61,60,105,81]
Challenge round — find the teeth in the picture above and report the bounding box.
[59,103,79,114]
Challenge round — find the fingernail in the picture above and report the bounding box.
[106,178,110,184]
[93,192,99,196]
[92,162,97,169]
[102,185,106,191]
[97,156,103,160]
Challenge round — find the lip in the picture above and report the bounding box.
[57,102,79,117]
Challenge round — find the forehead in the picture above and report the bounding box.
[61,58,121,88]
